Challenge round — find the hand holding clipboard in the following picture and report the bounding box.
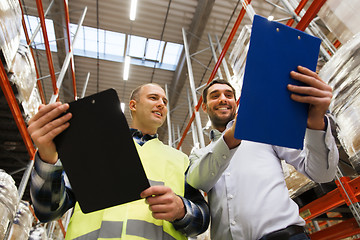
[234,15,323,149]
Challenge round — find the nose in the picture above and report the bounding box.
[157,99,166,108]
[219,93,228,103]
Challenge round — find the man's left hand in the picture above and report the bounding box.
[288,66,333,130]
[140,185,185,222]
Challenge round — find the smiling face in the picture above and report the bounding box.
[129,84,168,135]
[202,83,237,132]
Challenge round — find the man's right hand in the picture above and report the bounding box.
[27,102,72,164]
[223,114,241,149]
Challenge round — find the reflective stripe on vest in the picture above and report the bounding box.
[127,219,176,240]
[72,220,176,240]
[73,229,100,240]
[149,180,164,186]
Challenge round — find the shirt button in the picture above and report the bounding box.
[211,172,215,176]
[222,154,227,159]
[231,220,236,225]
[228,194,233,199]
[226,172,230,176]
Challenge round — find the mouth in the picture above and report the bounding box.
[153,111,163,117]
[216,106,231,111]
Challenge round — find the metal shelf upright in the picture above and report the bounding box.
[0,0,87,238]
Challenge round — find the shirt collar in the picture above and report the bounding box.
[209,120,234,142]
[130,128,158,141]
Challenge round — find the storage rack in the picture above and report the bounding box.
[0,0,87,238]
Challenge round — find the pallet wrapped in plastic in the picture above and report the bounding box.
[8,44,41,120]
[9,201,34,240]
[0,0,22,71]
[319,33,360,171]
[282,161,316,198]
[318,0,360,44]
[29,225,48,240]
[0,169,19,239]
[9,44,37,103]
[22,86,42,121]
[229,25,251,80]
[228,25,251,98]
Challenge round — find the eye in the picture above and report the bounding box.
[210,94,219,99]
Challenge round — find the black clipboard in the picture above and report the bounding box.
[54,88,150,213]
[234,15,321,149]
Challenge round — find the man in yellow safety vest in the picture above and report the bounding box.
[28,83,210,239]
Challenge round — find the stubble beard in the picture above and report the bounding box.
[208,110,235,130]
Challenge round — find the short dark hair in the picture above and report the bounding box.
[202,79,236,104]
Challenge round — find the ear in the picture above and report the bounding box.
[129,99,136,112]
[202,102,208,113]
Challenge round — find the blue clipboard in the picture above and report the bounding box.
[234,15,321,149]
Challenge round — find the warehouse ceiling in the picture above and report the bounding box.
[19,0,300,155]
[3,0,338,201]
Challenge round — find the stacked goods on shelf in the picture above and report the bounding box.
[228,25,251,98]
[0,169,19,239]
[8,44,41,120]
[319,33,360,172]
[1,0,41,121]
[282,161,315,198]
[9,200,34,240]
[229,25,251,79]
[0,0,22,71]
[50,222,65,240]
[29,225,48,240]
[318,0,360,44]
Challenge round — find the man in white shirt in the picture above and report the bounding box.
[186,66,339,240]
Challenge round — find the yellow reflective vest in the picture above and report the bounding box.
[65,138,189,240]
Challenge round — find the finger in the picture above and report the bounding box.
[145,193,172,206]
[34,120,71,146]
[290,93,331,106]
[28,103,70,134]
[297,66,322,81]
[287,85,332,99]
[141,186,169,198]
[28,102,62,125]
[290,71,327,90]
[32,112,72,140]
[151,212,172,221]
[290,67,330,91]
[149,204,171,214]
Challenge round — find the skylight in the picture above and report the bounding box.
[23,15,57,52]
[128,35,146,58]
[163,42,183,65]
[21,15,183,71]
[145,39,165,61]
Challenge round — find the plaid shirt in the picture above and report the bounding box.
[30,129,209,237]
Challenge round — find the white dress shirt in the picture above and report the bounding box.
[187,118,339,240]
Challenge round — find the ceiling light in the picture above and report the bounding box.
[130,0,138,21]
[120,102,125,113]
[123,56,131,80]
